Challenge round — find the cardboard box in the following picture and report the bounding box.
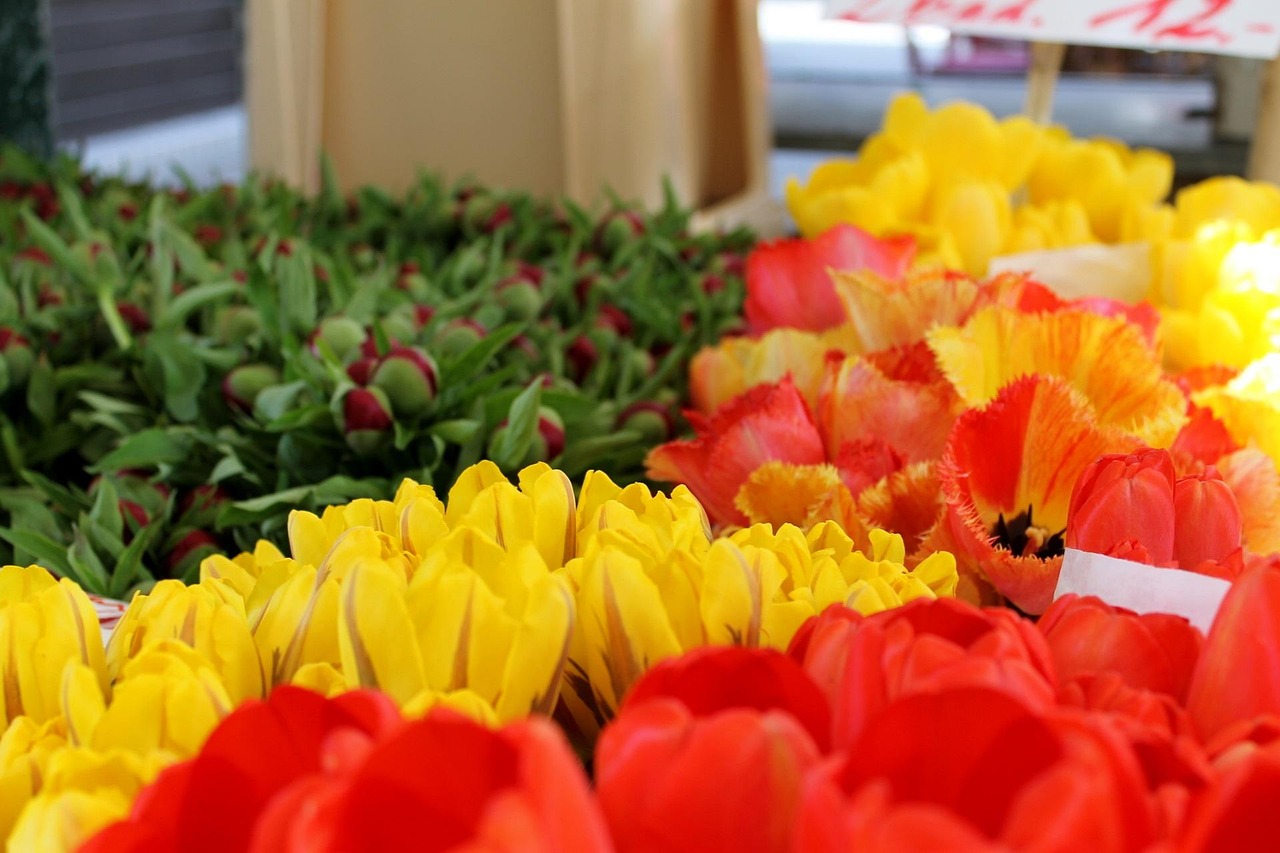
[247,0,774,228]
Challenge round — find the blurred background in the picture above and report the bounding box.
[1,0,1261,200]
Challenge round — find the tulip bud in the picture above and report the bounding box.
[594,209,645,255]
[617,401,674,443]
[594,304,633,337]
[489,408,565,466]
[433,318,486,357]
[512,334,540,362]
[346,356,379,386]
[214,306,262,344]
[1066,448,1177,566]
[115,302,151,335]
[412,304,435,328]
[0,328,34,386]
[381,310,419,346]
[495,277,543,321]
[221,364,280,414]
[342,387,394,455]
[15,246,51,266]
[371,346,440,418]
[309,316,367,362]
[566,334,598,384]
[178,484,229,519]
[194,224,223,247]
[1173,469,1243,574]
[165,529,221,574]
[700,273,727,295]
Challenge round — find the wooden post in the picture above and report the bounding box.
[1023,41,1067,125]
[1248,55,1280,185]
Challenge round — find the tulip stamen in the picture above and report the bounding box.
[992,508,1065,560]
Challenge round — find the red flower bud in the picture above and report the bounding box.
[617,401,674,442]
[118,203,139,222]
[116,302,152,334]
[16,246,51,266]
[413,305,435,328]
[495,278,543,321]
[400,261,421,276]
[512,334,540,361]
[222,364,281,414]
[1066,448,1177,566]
[1173,468,1243,576]
[178,485,230,518]
[37,284,62,307]
[371,346,439,418]
[566,334,598,383]
[343,386,393,435]
[166,530,220,573]
[594,304,633,337]
[594,209,645,255]
[309,316,368,362]
[346,357,379,386]
[538,408,566,460]
[120,499,150,530]
[700,273,726,295]
[433,318,486,357]
[194,224,224,247]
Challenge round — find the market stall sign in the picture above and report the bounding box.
[826,0,1280,58]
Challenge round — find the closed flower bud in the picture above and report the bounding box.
[346,356,379,386]
[489,408,566,467]
[412,304,435,328]
[342,387,394,454]
[1173,468,1244,574]
[594,304,633,337]
[433,318,486,357]
[214,306,262,345]
[0,328,34,386]
[617,401,675,443]
[566,334,599,383]
[309,316,367,362]
[178,484,229,519]
[115,302,151,335]
[371,345,439,418]
[221,364,280,414]
[594,209,645,255]
[165,529,221,575]
[495,277,543,321]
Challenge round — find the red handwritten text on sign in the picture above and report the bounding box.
[825,0,1280,57]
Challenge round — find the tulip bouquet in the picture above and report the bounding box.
[788,94,1280,376]
[0,146,751,596]
[0,460,955,849]
[648,223,1280,614]
[13,566,1280,850]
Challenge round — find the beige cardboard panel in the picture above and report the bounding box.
[247,0,770,212]
[323,0,566,196]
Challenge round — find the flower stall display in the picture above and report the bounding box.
[0,147,751,597]
[6,85,1280,851]
[0,462,953,849]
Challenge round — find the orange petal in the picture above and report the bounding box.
[734,462,850,530]
[857,462,945,560]
[818,355,961,464]
[1216,448,1280,557]
[646,378,827,528]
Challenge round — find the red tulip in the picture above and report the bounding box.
[83,688,611,853]
[1172,468,1243,576]
[1066,448,1177,566]
[796,687,1157,853]
[1186,561,1280,743]
[81,688,403,852]
[787,600,1057,749]
[596,700,820,853]
[744,223,915,334]
[620,646,831,752]
[1175,740,1280,853]
[1039,595,1203,702]
[646,377,826,528]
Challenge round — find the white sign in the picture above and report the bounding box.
[1053,548,1231,633]
[826,1,1280,59]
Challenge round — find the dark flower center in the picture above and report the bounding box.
[992,507,1065,559]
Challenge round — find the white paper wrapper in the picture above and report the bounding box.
[989,243,1151,304]
[1053,548,1230,634]
[89,594,127,643]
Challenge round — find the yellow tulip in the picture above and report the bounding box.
[0,717,66,840]
[106,580,263,704]
[7,747,166,853]
[0,567,107,726]
[7,788,131,853]
[927,179,1012,276]
[82,643,232,759]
